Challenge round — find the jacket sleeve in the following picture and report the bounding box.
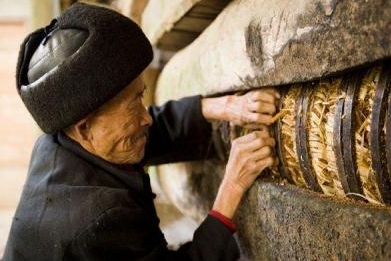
[143,95,216,166]
[64,207,240,261]
[175,215,240,261]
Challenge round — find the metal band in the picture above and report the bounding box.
[295,86,322,192]
[371,63,391,203]
[342,71,365,196]
[333,75,350,193]
[387,79,391,187]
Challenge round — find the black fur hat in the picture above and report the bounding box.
[16,3,153,134]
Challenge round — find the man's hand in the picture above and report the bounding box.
[202,88,279,219]
[225,89,280,128]
[201,88,280,128]
[212,129,277,219]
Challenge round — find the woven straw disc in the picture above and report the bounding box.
[355,66,382,204]
[279,85,307,188]
[308,78,344,197]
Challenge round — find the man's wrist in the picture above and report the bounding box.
[209,210,237,233]
[212,180,244,219]
[201,96,230,122]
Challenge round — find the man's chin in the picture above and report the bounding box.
[103,149,145,165]
[125,149,146,165]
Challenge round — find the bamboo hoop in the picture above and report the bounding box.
[370,63,391,203]
[279,85,307,188]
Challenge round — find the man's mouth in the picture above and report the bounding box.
[134,130,148,142]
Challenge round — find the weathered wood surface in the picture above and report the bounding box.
[142,0,230,51]
[141,0,201,45]
[155,0,391,104]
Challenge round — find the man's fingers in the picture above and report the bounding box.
[249,88,280,103]
[242,154,276,178]
[255,156,276,171]
[245,112,274,125]
[261,88,281,100]
[250,91,276,104]
[232,132,275,157]
[264,88,281,99]
[247,101,276,114]
[242,123,268,130]
[234,130,270,143]
[253,145,273,160]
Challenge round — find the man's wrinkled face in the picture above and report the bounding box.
[85,76,153,164]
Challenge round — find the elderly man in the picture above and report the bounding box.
[4,3,279,261]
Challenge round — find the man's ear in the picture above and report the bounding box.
[65,117,92,143]
[75,118,92,141]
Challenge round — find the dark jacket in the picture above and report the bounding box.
[3,96,239,261]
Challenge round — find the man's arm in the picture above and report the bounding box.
[201,88,279,126]
[144,89,279,165]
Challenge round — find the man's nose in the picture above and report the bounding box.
[141,108,153,127]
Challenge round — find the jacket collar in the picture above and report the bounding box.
[57,132,152,194]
